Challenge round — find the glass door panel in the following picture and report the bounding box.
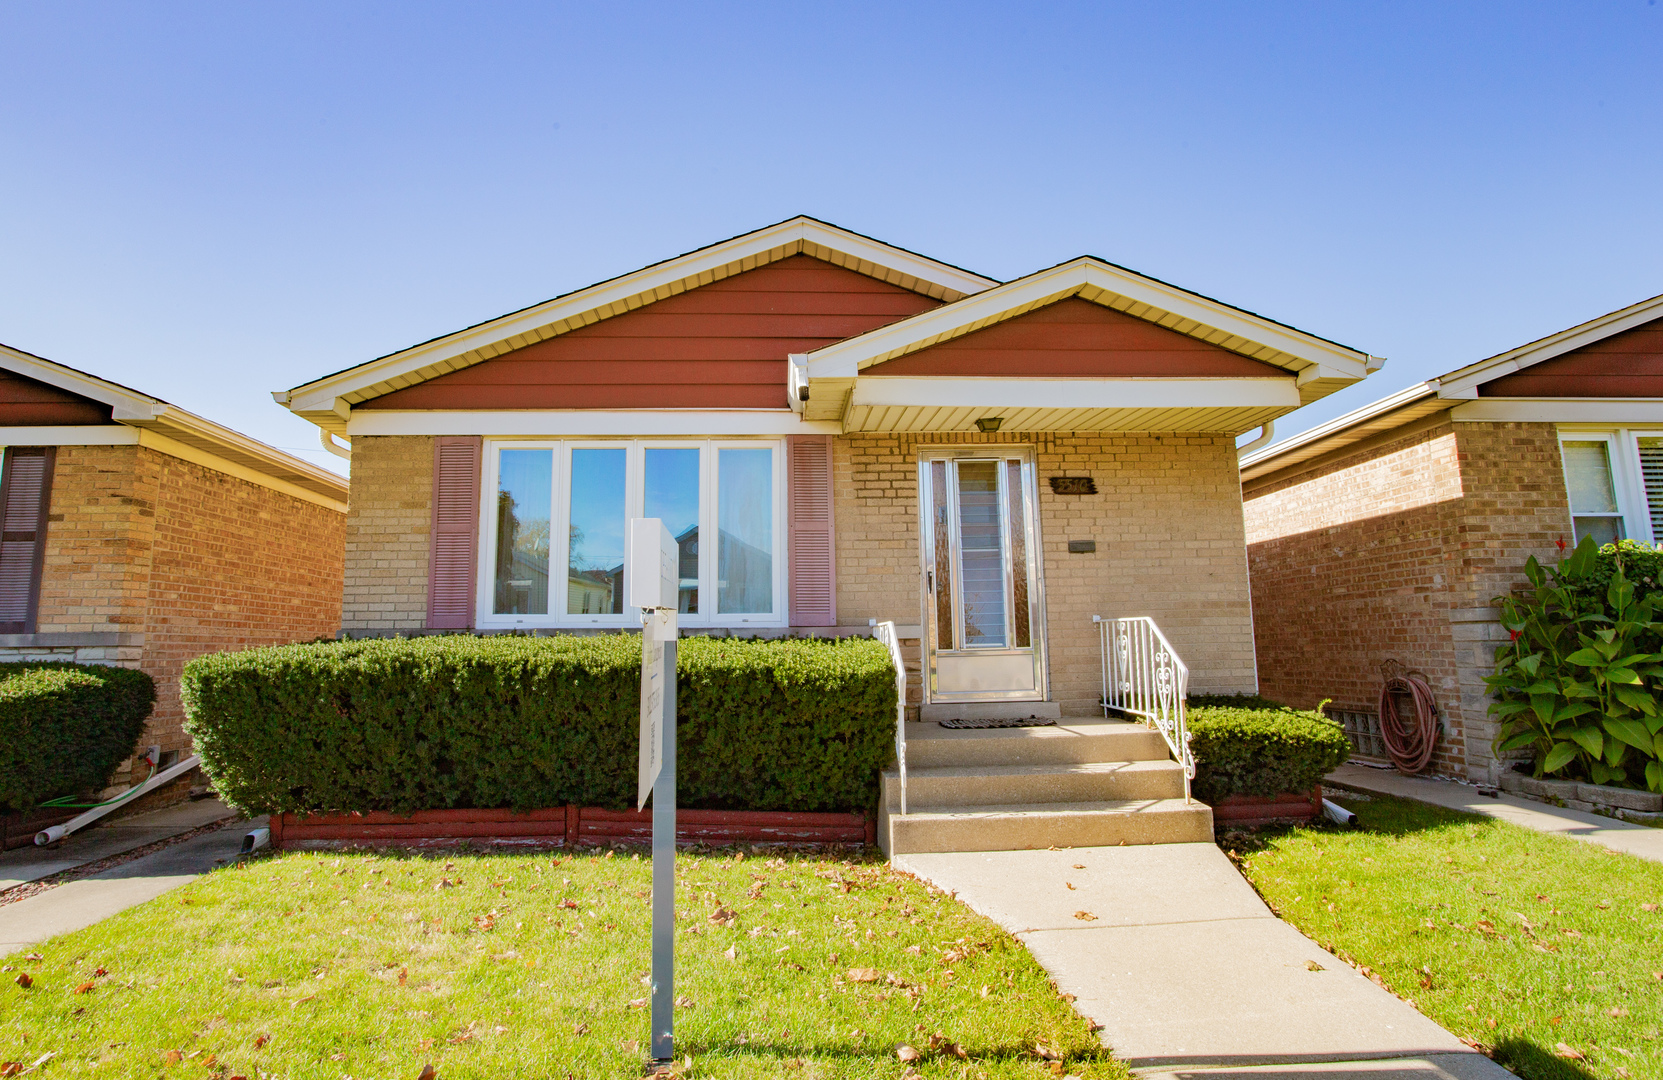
[955,461,1007,647]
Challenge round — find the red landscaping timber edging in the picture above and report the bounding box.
[269,805,875,850]
[1210,787,1322,828]
[1,805,79,851]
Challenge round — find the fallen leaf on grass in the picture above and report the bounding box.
[708,906,738,927]
[1561,928,1582,938]
[1035,1043,1062,1061]
[1641,903,1658,913]
[12,974,30,989]
[896,1045,920,1063]
[1609,1006,1630,1018]
[252,1034,270,1049]
[1554,1043,1585,1061]
[1072,910,1098,921]
[416,1067,437,1080]
[628,997,649,1008]
[722,945,737,960]
[846,968,881,983]
[164,1050,183,1064]
[75,981,96,995]
[0,1064,20,1078]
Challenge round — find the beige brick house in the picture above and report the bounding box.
[1241,292,1663,782]
[276,218,1379,723]
[0,342,348,781]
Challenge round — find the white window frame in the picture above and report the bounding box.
[475,438,788,630]
[1557,427,1651,545]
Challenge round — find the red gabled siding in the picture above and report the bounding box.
[1479,316,1663,397]
[359,255,943,411]
[0,369,113,426]
[863,297,1289,378]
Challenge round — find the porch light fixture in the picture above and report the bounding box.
[975,416,1003,433]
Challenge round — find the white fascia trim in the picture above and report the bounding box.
[284,219,998,414]
[850,377,1299,411]
[134,430,348,513]
[1238,381,1443,471]
[803,258,1374,381]
[347,409,841,437]
[1450,398,1663,424]
[0,343,162,418]
[145,406,350,497]
[0,426,140,446]
[1437,292,1663,398]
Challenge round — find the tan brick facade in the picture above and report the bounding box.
[1,442,345,761]
[341,435,433,631]
[344,431,1261,716]
[1243,420,1572,780]
[834,432,1259,715]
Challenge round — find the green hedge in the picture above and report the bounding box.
[0,662,156,813]
[1187,702,1351,803]
[182,634,897,817]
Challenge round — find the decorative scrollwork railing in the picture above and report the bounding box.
[1095,615,1193,803]
[874,621,908,815]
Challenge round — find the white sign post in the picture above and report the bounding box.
[628,518,679,1066]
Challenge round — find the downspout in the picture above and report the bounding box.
[320,429,351,460]
[1236,421,1275,461]
[36,753,204,845]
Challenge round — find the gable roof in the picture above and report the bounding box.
[1239,290,1663,482]
[276,217,998,434]
[793,256,1380,432]
[0,341,349,506]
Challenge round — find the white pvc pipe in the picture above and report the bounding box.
[1322,798,1358,827]
[36,754,202,846]
[240,827,270,855]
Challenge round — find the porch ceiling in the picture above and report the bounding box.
[841,401,1289,434]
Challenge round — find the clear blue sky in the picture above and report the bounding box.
[3,2,1660,476]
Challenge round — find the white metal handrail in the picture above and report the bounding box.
[1095,615,1193,803]
[874,620,908,815]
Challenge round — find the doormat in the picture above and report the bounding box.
[937,716,1057,729]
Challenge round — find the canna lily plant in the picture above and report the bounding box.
[1488,535,1663,793]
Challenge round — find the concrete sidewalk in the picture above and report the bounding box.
[1327,764,1663,864]
[0,797,239,892]
[896,843,1514,1077]
[0,814,262,956]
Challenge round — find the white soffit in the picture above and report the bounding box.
[278,217,1000,425]
[842,403,1288,435]
[1450,399,1663,424]
[801,258,1377,394]
[850,377,1299,411]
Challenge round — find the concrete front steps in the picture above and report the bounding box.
[878,716,1213,856]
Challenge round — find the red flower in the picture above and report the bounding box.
[1556,538,1567,553]
[1509,629,1521,642]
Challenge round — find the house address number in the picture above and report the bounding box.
[1048,476,1096,495]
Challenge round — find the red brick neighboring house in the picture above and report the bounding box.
[1241,292,1663,781]
[0,342,347,789]
[274,217,1383,717]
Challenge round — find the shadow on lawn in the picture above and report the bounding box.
[1326,790,1500,838]
[1492,1037,1600,1080]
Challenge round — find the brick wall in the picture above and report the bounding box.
[342,435,433,631]
[140,446,344,752]
[1243,419,1573,781]
[36,444,157,634]
[25,443,344,761]
[835,432,1259,715]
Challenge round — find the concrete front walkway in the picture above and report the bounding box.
[1327,764,1663,864]
[895,843,1514,1077]
[0,813,260,957]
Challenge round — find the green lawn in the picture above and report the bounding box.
[1229,792,1663,1080]
[0,846,1121,1079]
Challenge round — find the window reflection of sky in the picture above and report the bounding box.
[647,448,701,614]
[569,448,626,573]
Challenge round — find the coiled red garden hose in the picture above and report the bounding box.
[1379,673,1440,774]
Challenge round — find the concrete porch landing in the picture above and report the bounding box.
[896,843,1514,1076]
[880,717,1213,856]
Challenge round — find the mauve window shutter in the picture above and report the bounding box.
[0,447,55,634]
[787,435,836,627]
[426,437,482,630]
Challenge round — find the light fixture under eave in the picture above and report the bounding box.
[975,416,1004,433]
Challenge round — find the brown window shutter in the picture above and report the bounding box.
[787,435,836,627]
[0,447,55,634]
[426,437,482,630]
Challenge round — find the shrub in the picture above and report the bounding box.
[1187,693,1289,711]
[1489,535,1663,792]
[0,662,156,813]
[1187,704,1351,803]
[182,634,897,816]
